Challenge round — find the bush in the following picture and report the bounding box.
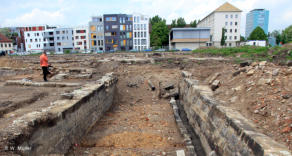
[64,49,70,54]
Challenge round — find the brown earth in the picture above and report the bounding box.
[0,53,291,154]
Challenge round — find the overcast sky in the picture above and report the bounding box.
[0,0,291,36]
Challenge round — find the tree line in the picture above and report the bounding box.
[150,15,199,48]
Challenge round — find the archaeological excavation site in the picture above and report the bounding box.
[0,52,291,156]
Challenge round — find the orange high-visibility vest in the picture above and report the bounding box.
[40,54,48,67]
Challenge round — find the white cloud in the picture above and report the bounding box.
[2,8,65,27]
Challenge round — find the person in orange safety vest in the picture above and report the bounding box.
[40,51,51,81]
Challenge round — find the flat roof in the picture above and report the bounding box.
[171,27,210,31]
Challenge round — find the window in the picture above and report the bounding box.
[135,32,137,37]
[229,43,232,47]
[235,22,238,26]
[62,37,65,40]
[112,25,118,29]
[141,32,143,38]
[90,26,96,32]
[134,17,136,22]
[56,31,60,34]
[141,39,146,45]
[231,15,233,18]
[57,37,60,40]
[144,32,146,37]
[129,25,132,30]
[111,32,116,36]
[138,32,140,37]
[81,36,85,39]
[9,44,11,47]
[235,14,238,18]
[120,17,122,23]
[62,31,65,34]
[229,36,232,40]
[39,39,41,42]
[57,42,61,46]
[37,33,39,36]
[225,15,228,18]
[27,33,30,37]
[30,39,32,42]
[225,22,228,26]
[35,39,37,42]
[234,36,237,40]
[134,24,136,30]
[137,17,140,22]
[235,29,237,33]
[106,26,109,30]
[230,29,232,33]
[144,24,146,30]
[230,22,233,26]
[75,36,79,39]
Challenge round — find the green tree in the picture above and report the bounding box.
[176,17,186,28]
[190,20,197,28]
[150,21,169,48]
[240,35,246,42]
[248,26,267,41]
[220,28,227,46]
[270,30,281,45]
[150,15,165,25]
[281,25,292,44]
[171,19,176,28]
[0,28,12,38]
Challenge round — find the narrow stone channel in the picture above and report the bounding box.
[68,65,191,156]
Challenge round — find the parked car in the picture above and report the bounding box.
[144,49,152,52]
[171,49,180,52]
[0,51,6,56]
[129,49,138,52]
[95,50,103,53]
[181,48,192,51]
[154,48,166,52]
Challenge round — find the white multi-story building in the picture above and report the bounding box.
[24,26,48,53]
[73,26,89,51]
[197,2,242,47]
[133,13,150,51]
[89,16,104,52]
[54,28,74,53]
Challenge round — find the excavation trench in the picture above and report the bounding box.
[1,64,291,156]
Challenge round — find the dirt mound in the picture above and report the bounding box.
[95,132,169,149]
[0,57,28,68]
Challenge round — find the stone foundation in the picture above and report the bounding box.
[179,71,291,156]
[0,73,117,155]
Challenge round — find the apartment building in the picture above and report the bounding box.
[133,13,150,51]
[169,28,210,50]
[54,28,74,53]
[43,29,55,52]
[24,26,50,53]
[73,26,89,51]
[89,16,104,52]
[197,2,242,47]
[103,14,133,51]
[0,33,13,53]
[245,9,269,38]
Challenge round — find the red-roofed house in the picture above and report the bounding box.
[0,33,13,53]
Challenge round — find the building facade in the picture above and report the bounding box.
[43,28,55,52]
[89,16,104,52]
[103,14,133,51]
[24,26,48,53]
[197,2,242,47]
[169,28,210,50]
[133,13,150,51]
[53,28,74,53]
[73,26,89,51]
[245,9,269,38]
[0,33,13,53]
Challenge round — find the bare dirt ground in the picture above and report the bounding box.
[0,52,291,154]
[69,64,186,155]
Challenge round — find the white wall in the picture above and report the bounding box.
[198,11,241,47]
[133,13,150,51]
[73,27,89,51]
[0,42,13,52]
[24,30,46,53]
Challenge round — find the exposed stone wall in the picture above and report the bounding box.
[0,73,117,155]
[179,72,291,156]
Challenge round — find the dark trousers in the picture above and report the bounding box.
[42,66,50,81]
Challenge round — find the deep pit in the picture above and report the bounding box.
[0,53,291,156]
